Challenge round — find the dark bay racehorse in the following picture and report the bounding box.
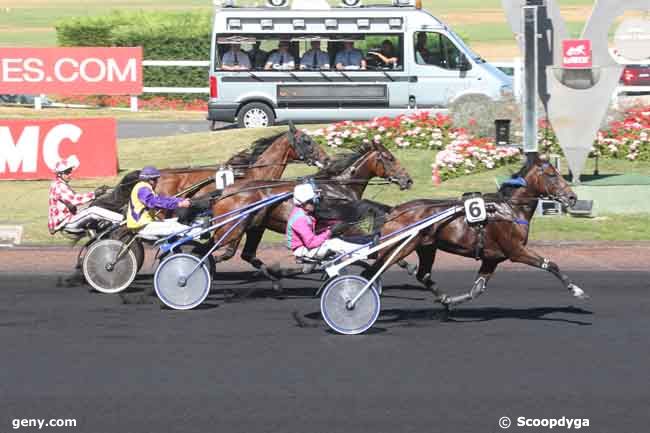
[366,155,587,310]
[207,142,413,278]
[94,123,329,212]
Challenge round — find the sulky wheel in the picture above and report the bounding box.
[154,253,211,310]
[110,226,145,271]
[320,275,380,335]
[82,239,138,294]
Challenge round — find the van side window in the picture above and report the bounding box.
[414,32,468,71]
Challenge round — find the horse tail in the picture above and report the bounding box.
[93,170,141,213]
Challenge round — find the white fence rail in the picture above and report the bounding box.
[23,58,650,112]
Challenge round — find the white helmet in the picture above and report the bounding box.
[54,155,80,175]
[293,183,317,205]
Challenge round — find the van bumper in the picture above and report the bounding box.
[207,104,238,123]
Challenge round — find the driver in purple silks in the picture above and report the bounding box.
[127,166,193,240]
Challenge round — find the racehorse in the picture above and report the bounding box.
[94,123,330,212]
[206,141,413,281]
[365,154,586,312]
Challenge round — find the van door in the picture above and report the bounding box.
[408,31,478,108]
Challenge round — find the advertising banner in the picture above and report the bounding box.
[0,47,142,95]
[0,118,118,180]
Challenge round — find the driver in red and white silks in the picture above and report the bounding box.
[127,166,194,240]
[286,183,365,260]
[48,156,121,234]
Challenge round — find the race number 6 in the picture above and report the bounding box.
[215,168,235,190]
[464,197,487,224]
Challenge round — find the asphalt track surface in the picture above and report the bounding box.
[1,267,648,433]
[117,120,230,139]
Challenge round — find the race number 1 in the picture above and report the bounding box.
[215,168,235,190]
[464,197,487,224]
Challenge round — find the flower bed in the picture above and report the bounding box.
[311,111,522,182]
[55,95,207,111]
[540,108,650,161]
[433,135,521,182]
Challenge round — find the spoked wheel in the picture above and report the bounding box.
[320,275,381,335]
[316,264,382,297]
[110,227,145,271]
[82,239,138,294]
[154,253,211,310]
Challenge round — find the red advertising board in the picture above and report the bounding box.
[0,47,142,95]
[562,39,592,69]
[0,118,118,180]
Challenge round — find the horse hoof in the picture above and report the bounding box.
[271,281,283,292]
[569,284,589,300]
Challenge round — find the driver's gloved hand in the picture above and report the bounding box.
[330,222,348,237]
[94,185,110,197]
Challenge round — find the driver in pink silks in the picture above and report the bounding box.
[286,183,366,260]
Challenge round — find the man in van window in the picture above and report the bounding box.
[367,39,399,69]
[300,40,330,70]
[335,41,366,70]
[247,41,268,70]
[265,41,296,70]
[222,44,251,71]
[415,33,431,65]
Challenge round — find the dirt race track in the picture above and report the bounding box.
[0,243,649,433]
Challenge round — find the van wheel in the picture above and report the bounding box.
[238,102,275,129]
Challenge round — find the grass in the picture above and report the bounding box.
[2,126,649,244]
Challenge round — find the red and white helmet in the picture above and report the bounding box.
[54,155,80,175]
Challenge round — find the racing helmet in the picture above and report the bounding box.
[139,166,162,180]
[54,155,80,175]
[293,183,318,205]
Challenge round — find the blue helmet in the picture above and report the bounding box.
[139,166,161,180]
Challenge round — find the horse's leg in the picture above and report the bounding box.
[414,246,449,302]
[508,247,589,299]
[398,259,418,276]
[239,228,282,282]
[442,259,500,307]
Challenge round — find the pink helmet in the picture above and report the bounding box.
[54,156,80,174]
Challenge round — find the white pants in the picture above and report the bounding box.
[62,206,123,232]
[137,218,193,241]
[293,238,368,260]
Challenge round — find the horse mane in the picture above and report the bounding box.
[496,157,536,198]
[314,143,370,178]
[225,131,287,167]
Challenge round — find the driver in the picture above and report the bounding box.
[286,183,365,260]
[48,156,120,235]
[127,166,193,240]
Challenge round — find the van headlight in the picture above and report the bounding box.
[500,85,514,98]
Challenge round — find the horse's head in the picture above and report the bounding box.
[287,121,330,168]
[365,142,413,190]
[522,155,577,209]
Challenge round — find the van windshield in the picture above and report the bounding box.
[215,34,404,72]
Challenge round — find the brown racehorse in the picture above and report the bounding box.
[207,142,413,279]
[365,154,586,313]
[94,123,329,213]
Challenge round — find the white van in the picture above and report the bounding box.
[208,0,513,129]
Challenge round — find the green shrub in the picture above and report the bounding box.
[56,11,212,99]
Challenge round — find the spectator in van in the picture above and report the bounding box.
[222,44,251,71]
[415,33,431,65]
[247,41,268,70]
[300,40,330,70]
[335,41,366,70]
[265,41,296,70]
[367,39,399,68]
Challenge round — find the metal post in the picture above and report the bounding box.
[523,3,539,155]
[130,96,139,112]
[34,95,43,110]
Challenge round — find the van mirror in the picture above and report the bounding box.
[458,55,471,71]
